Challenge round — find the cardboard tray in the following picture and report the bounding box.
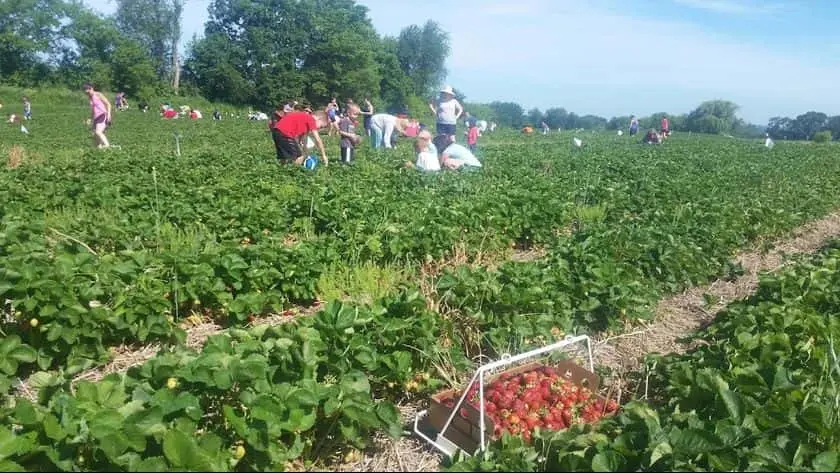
[426,359,606,454]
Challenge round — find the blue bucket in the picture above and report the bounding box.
[304,155,318,170]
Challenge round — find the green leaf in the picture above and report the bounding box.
[649,442,672,467]
[799,404,828,432]
[717,388,744,425]
[592,451,623,472]
[669,428,723,455]
[162,429,194,468]
[814,452,839,471]
[0,460,25,472]
[340,371,370,394]
[772,366,795,392]
[375,402,403,439]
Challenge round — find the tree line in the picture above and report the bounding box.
[766,112,840,141]
[2,0,451,116]
[1,0,835,140]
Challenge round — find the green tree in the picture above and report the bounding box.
[297,0,381,105]
[489,101,524,128]
[376,37,413,111]
[826,116,840,141]
[58,8,157,96]
[793,111,828,140]
[685,100,739,134]
[188,0,382,108]
[544,107,568,130]
[462,102,497,123]
[526,107,543,127]
[395,20,450,97]
[114,0,181,86]
[0,0,70,84]
[183,33,253,104]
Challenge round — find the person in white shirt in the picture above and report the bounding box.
[408,129,440,171]
[428,86,463,138]
[370,113,409,149]
[433,134,482,170]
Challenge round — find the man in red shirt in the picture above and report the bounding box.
[272,109,328,166]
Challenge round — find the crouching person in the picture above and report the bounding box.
[433,134,483,171]
[272,108,329,166]
[408,129,440,171]
[643,129,661,145]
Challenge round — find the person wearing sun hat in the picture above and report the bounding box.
[429,85,464,138]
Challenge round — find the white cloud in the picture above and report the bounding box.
[672,0,784,14]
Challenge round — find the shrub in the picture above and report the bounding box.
[813,130,832,143]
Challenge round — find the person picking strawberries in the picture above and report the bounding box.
[272,107,329,166]
[338,104,362,164]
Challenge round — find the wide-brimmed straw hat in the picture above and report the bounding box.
[440,86,455,96]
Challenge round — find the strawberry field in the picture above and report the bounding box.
[1,108,840,471]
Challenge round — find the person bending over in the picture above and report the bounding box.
[272,109,329,166]
[432,134,483,171]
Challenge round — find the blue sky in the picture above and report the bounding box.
[82,0,840,124]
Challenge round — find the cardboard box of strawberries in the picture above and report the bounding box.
[427,360,620,453]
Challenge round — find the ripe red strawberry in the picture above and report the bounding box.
[606,400,618,413]
[562,409,572,425]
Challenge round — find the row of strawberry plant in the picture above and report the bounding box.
[0,217,327,387]
[0,292,467,470]
[445,242,840,472]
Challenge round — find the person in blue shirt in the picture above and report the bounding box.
[432,134,483,170]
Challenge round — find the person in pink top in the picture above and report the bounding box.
[84,83,112,149]
[467,122,479,152]
[660,116,670,138]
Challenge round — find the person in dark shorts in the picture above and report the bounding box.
[272,109,329,166]
[338,104,361,164]
[429,85,463,138]
[360,98,374,136]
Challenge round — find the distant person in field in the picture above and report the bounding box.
[325,98,340,137]
[467,121,479,153]
[629,116,639,136]
[643,129,661,145]
[338,104,362,164]
[464,111,477,129]
[661,116,670,138]
[272,107,329,166]
[22,96,31,120]
[407,129,440,171]
[522,126,534,134]
[213,109,222,120]
[370,113,409,149]
[138,100,149,113]
[116,92,128,111]
[541,121,550,135]
[429,85,463,138]
[433,134,483,171]
[83,83,112,149]
[360,98,374,136]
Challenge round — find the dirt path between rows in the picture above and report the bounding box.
[593,211,840,374]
